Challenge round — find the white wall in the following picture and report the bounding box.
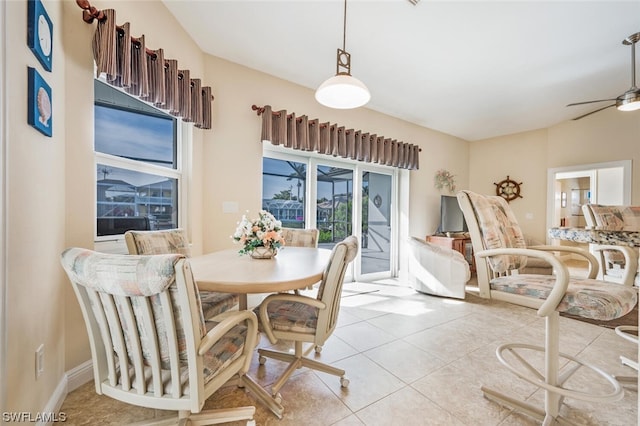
[597,167,624,205]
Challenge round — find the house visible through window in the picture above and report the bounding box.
[94,80,181,237]
[262,157,307,228]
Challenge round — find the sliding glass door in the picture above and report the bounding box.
[361,171,393,276]
[316,165,353,251]
[262,151,397,281]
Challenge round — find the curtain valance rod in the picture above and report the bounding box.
[77,0,155,55]
[76,0,198,81]
[76,0,214,129]
[252,104,421,170]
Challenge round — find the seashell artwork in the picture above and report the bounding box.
[27,67,53,137]
[37,87,51,126]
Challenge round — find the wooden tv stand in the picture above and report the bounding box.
[426,234,475,274]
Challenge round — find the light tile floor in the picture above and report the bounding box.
[61,275,638,425]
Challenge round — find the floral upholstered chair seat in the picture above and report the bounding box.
[258,300,319,334]
[490,274,636,320]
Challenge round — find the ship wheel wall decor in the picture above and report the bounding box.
[494,176,523,202]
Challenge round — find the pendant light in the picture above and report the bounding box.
[315,0,370,109]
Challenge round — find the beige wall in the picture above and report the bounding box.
[5,0,469,414]
[548,107,640,201]
[469,128,549,240]
[5,0,206,415]
[6,0,637,415]
[469,107,639,243]
[200,55,470,253]
[6,0,66,412]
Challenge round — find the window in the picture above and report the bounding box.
[262,157,307,228]
[94,80,182,238]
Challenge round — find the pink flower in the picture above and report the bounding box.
[263,230,279,244]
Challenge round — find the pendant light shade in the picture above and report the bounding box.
[315,0,370,109]
[315,74,370,109]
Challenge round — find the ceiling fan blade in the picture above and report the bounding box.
[572,104,615,120]
[567,98,617,107]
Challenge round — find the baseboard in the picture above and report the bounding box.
[36,375,67,426]
[66,360,93,392]
[36,361,92,426]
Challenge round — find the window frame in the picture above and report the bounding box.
[93,81,190,248]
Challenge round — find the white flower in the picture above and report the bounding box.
[232,210,284,255]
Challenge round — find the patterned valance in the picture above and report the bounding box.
[253,105,420,170]
[79,2,213,129]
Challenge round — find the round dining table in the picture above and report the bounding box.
[189,246,332,310]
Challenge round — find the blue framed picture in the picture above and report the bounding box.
[28,67,53,137]
[27,0,53,72]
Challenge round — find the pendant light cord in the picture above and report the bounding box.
[342,0,347,51]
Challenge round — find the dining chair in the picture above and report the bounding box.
[255,235,358,402]
[60,248,261,425]
[125,229,239,320]
[280,227,320,248]
[457,190,637,425]
[280,228,321,292]
[581,205,639,388]
[582,203,640,286]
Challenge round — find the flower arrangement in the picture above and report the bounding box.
[434,169,456,193]
[232,210,285,256]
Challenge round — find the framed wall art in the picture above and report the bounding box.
[27,0,53,72]
[28,67,53,137]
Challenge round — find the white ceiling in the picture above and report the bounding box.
[162,1,640,141]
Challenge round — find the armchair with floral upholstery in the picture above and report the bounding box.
[582,203,640,286]
[457,190,637,425]
[60,248,277,424]
[255,236,358,402]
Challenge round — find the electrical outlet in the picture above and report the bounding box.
[35,344,44,379]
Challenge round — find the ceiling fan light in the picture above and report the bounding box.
[315,74,371,109]
[617,101,640,111]
[616,90,640,111]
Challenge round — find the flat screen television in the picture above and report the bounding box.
[436,195,468,234]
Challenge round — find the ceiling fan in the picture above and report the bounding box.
[567,32,640,120]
